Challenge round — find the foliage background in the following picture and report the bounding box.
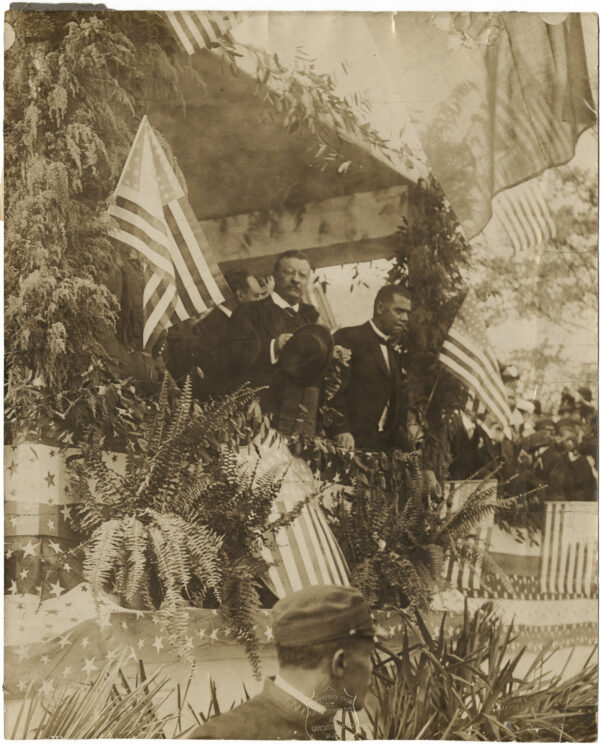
[4,11,197,444]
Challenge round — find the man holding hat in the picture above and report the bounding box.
[188,585,376,740]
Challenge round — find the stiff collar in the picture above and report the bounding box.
[217,304,232,318]
[273,675,328,715]
[271,291,300,313]
[368,319,389,343]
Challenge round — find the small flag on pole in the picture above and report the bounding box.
[440,291,512,435]
[109,117,230,352]
[492,179,557,252]
[165,11,246,55]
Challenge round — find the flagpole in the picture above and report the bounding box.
[423,368,442,419]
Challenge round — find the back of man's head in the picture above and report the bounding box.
[224,268,251,294]
[272,585,375,710]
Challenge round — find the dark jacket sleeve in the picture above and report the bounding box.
[327,327,354,437]
[222,303,267,385]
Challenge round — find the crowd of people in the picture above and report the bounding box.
[448,384,598,502]
[163,249,597,504]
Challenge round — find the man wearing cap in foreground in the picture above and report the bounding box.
[188,586,376,740]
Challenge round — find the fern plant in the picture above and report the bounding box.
[70,376,295,673]
[325,451,525,609]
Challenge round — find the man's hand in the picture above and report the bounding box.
[334,432,355,450]
[274,333,293,355]
[423,469,442,500]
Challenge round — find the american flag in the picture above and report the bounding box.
[440,291,512,434]
[164,11,246,55]
[491,179,556,252]
[109,117,229,352]
[262,502,351,598]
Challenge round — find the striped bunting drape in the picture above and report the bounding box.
[492,179,556,252]
[165,11,246,55]
[540,501,598,597]
[440,291,512,434]
[262,502,351,598]
[109,116,230,351]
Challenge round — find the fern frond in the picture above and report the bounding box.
[84,519,123,596]
[441,499,497,541]
[122,516,148,605]
[452,538,514,594]
[185,523,223,603]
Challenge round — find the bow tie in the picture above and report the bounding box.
[283,306,297,319]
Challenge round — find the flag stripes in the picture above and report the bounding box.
[165,10,245,55]
[440,291,512,432]
[262,503,351,597]
[492,180,556,252]
[109,116,229,350]
[540,501,598,597]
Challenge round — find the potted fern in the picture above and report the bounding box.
[325,451,524,609]
[69,376,294,670]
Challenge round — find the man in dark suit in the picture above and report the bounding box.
[165,269,265,398]
[188,586,375,740]
[223,250,319,408]
[328,285,411,452]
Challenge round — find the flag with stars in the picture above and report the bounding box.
[440,291,512,435]
[164,10,247,55]
[109,116,230,352]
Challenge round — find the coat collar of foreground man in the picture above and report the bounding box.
[187,585,376,740]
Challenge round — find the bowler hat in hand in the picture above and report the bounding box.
[279,324,333,385]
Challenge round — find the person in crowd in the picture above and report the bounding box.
[577,388,598,469]
[223,250,319,410]
[327,285,411,453]
[188,585,376,740]
[448,396,481,480]
[546,419,597,501]
[472,411,518,489]
[504,384,524,438]
[517,399,536,439]
[164,269,266,397]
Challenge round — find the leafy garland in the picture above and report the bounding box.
[387,177,473,479]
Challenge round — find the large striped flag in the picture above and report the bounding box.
[491,179,557,252]
[165,11,246,55]
[109,116,230,351]
[366,12,595,240]
[263,502,351,598]
[440,291,512,435]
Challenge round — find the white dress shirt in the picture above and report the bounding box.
[368,319,392,431]
[368,319,390,373]
[217,304,232,318]
[269,292,300,364]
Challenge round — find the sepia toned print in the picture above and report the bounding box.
[4,9,598,739]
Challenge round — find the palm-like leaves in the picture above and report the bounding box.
[366,604,598,741]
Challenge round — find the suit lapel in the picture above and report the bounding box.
[363,322,390,378]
